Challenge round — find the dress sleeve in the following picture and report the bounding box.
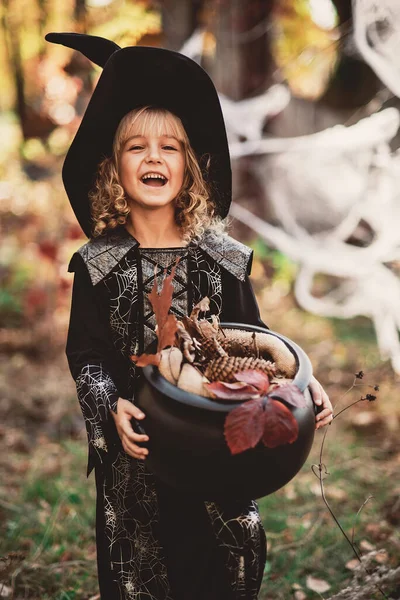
[220,250,269,329]
[66,252,121,475]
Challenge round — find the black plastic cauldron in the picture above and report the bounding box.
[135,323,316,502]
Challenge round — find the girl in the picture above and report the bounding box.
[46,32,333,600]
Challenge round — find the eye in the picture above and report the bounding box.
[163,145,178,151]
[129,145,144,151]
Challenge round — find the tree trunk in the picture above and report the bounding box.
[74,0,87,32]
[208,0,278,238]
[211,0,275,99]
[161,0,203,50]
[318,0,381,111]
[2,0,26,136]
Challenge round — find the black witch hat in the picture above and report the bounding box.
[45,32,232,237]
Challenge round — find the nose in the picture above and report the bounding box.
[145,143,162,163]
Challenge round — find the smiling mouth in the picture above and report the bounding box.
[141,173,168,187]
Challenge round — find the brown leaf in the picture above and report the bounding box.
[269,383,306,409]
[131,260,180,365]
[233,369,270,395]
[306,576,331,593]
[206,380,261,401]
[224,399,264,454]
[345,558,360,570]
[262,400,298,448]
[157,313,179,353]
[180,315,200,339]
[189,296,210,320]
[148,261,179,353]
[374,550,389,564]
[131,352,161,367]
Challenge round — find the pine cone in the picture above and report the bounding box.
[198,336,227,361]
[217,329,297,378]
[219,338,255,358]
[204,356,276,383]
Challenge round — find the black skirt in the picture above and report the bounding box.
[94,449,267,600]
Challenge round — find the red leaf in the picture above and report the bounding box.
[233,369,270,395]
[224,399,264,454]
[269,384,306,409]
[262,399,298,448]
[131,352,161,367]
[206,380,261,401]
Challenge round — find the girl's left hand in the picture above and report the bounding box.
[309,376,334,430]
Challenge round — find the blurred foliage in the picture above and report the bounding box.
[0,0,161,345]
[272,0,340,99]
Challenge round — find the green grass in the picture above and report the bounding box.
[0,440,98,599]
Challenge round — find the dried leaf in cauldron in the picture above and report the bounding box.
[224,395,300,454]
[206,380,262,401]
[262,400,298,448]
[131,259,180,367]
[223,398,265,454]
[269,383,307,409]
[205,369,270,401]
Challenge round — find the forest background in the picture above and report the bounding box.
[0,0,399,598]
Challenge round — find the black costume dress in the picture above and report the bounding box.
[66,225,268,600]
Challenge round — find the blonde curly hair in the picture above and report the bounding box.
[89,106,230,244]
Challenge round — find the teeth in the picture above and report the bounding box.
[142,173,167,181]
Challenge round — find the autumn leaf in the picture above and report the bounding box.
[148,261,179,353]
[268,383,307,409]
[206,380,261,401]
[262,400,298,448]
[224,391,301,455]
[133,352,161,367]
[181,297,220,340]
[189,296,210,320]
[224,399,264,455]
[233,369,270,395]
[305,576,331,594]
[131,258,180,366]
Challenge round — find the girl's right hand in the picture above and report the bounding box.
[110,398,149,460]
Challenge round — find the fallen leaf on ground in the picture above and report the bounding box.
[374,549,389,564]
[345,558,360,570]
[306,575,331,593]
[359,539,375,552]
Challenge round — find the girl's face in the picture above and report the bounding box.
[119,130,185,211]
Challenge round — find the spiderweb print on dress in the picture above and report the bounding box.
[204,500,266,600]
[75,363,119,463]
[106,255,139,355]
[189,248,223,318]
[102,451,172,600]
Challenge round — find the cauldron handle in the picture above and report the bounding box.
[131,418,149,449]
